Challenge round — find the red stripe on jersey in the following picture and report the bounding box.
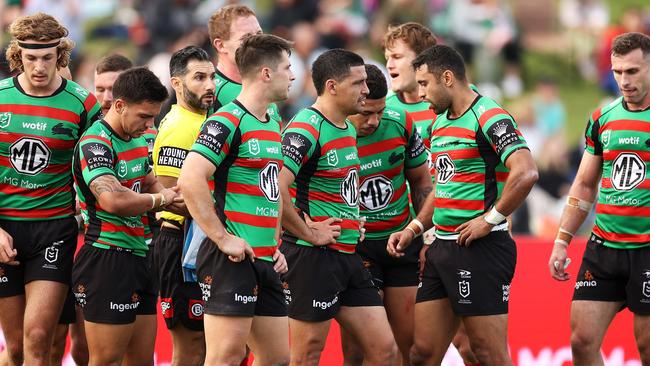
[585,136,595,149]
[233,157,283,169]
[432,126,476,139]
[0,183,70,197]
[404,113,414,137]
[83,94,98,113]
[408,109,436,122]
[596,204,650,217]
[0,132,76,150]
[252,245,277,258]
[309,190,344,203]
[287,122,319,140]
[0,104,80,123]
[208,179,215,191]
[358,137,404,157]
[434,197,484,210]
[0,206,71,218]
[327,242,356,253]
[435,223,459,232]
[321,136,357,153]
[144,128,157,136]
[478,108,508,128]
[601,178,650,190]
[449,171,509,184]
[314,168,352,179]
[117,146,148,162]
[431,148,481,161]
[591,108,602,122]
[600,119,650,134]
[214,112,241,127]
[593,225,650,243]
[390,182,407,203]
[365,210,409,231]
[311,217,359,231]
[603,150,650,161]
[288,187,297,198]
[227,182,264,196]
[80,135,112,147]
[225,210,278,228]
[241,130,281,143]
[44,163,71,174]
[101,221,144,237]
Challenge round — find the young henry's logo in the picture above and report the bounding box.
[0,112,12,128]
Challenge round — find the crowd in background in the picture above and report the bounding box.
[1,0,650,237]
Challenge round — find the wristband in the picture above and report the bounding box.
[406,226,419,238]
[406,219,424,237]
[554,239,569,247]
[159,193,167,208]
[149,194,156,210]
[484,207,506,225]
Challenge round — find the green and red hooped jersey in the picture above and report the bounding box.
[585,97,650,249]
[429,95,528,237]
[191,100,283,262]
[210,69,282,123]
[357,106,428,240]
[281,107,361,254]
[0,76,101,221]
[73,121,151,256]
[385,92,437,150]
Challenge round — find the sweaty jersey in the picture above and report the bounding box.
[154,105,205,224]
[281,108,361,253]
[210,69,282,123]
[0,76,101,221]
[357,106,427,240]
[585,97,650,249]
[430,95,528,238]
[73,120,151,256]
[191,100,282,262]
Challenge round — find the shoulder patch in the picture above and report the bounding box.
[0,78,12,90]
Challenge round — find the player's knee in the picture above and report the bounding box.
[342,346,364,366]
[24,326,51,352]
[570,329,599,353]
[410,343,434,366]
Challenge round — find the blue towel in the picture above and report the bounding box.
[181,219,206,282]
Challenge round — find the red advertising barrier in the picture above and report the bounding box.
[0,237,641,365]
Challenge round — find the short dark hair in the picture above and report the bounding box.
[365,64,387,100]
[235,34,292,78]
[312,49,365,96]
[612,32,650,58]
[113,67,168,104]
[96,54,133,74]
[170,46,211,77]
[412,45,466,82]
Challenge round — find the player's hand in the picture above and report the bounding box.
[307,217,342,246]
[359,216,366,242]
[273,249,288,274]
[0,228,18,265]
[548,241,571,281]
[159,188,179,208]
[456,215,493,247]
[216,233,255,263]
[387,229,414,258]
[418,244,430,279]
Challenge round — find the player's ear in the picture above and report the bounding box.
[170,76,182,92]
[261,67,271,82]
[213,38,224,53]
[113,99,125,114]
[442,70,454,87]
[326,79,337,95]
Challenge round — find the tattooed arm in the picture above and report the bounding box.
[405,163,433,214]
[89,174,176,216]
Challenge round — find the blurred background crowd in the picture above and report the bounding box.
[1,0,649,238]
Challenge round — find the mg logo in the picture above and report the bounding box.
[435,153,455,184]
[359,175,393,211]
[10,137,51,175]
[259,161,280,202]
[611,152,645,191]
[249,138,260,156]
[131,180,141,193]
[340,168,359,207]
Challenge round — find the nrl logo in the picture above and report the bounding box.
[288,135,305,148]
[386,110,400,119]
[0,112,11,128]
[88,144,107,156]
[601,130,611,147]
[75,87,89,98]
[477,105,486,115]
[232,108,242,116]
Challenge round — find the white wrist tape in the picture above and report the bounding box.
[484,207,506,225]
[567,196,592,212]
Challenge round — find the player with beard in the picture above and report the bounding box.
[152,45,215,366]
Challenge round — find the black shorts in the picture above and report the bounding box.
[0,217,77,297]
[72,245,157,324]
[417,231,516,316]
[573,234,650,315]
[281,243,382,322]
[356,236,422,288]
[197,239,286,317]
[58,289,77,324]
[153,226,204,331]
